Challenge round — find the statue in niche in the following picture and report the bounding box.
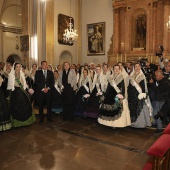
[136,14,146,49]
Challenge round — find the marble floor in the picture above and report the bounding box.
[0,114,161,170]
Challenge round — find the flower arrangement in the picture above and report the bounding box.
[114,93,124,107]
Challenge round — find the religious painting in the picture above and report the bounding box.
[20,35,29,52]
[87,22,105,56]
[58,13,74,46]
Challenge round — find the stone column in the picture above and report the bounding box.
[37,0,46,64]
[41,1,46,61]
[78,0,82,64]
[21,0,29,67]
[152,1,158,54]
[46,0,54,66]
[0,26,3,62]
[122,7,127,54]
[113,8,120,54]
[163,0,170,55]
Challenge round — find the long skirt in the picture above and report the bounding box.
[98,98,131,127]
[9,87,36,127]
[0,88,11,131]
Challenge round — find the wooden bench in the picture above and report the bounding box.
[143,133,170,170]
[163,123,170,135]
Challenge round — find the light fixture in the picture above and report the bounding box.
[167,16,170,32]
[63,0,78,44]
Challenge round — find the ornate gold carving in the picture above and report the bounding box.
[153,1,158,8]
[163,0,170,5]
[114,8,120,13]
[124,7,127,12]
[107,35,113,55]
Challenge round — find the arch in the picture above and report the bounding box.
[59,50,73,65]
[6,53,21,65]
[0,4,21,22]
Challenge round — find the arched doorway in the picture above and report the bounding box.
[59,50,72,65]
[6,54,21,65]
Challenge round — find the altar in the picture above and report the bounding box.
[108,0,170,65]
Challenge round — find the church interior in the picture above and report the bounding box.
[0,0,170,170]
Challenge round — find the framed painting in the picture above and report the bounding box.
[87,22,105,55]
[20,35,29,52]
[58,13,74,46]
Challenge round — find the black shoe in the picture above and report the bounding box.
[153,129,163,134]
[47,118,53,122]
[39,119,44,123]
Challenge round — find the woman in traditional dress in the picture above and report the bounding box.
[0,75,11,131]
[83,66,102,118]
[128,63,152,128]
[7,63,36,127]
[75,69,92,117]
[1,62,12,96]
[51,70,63,114]
[98,65,130,127]
[22,65,35,103]
[29,64,38,106]
[29,64,37,82]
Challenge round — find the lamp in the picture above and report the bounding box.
[167,16,170,32]
[63,0,78,44]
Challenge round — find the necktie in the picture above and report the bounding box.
[44,70,47,79]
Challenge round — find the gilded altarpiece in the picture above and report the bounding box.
[108,0,170,65]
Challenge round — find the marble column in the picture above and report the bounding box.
[122,7,127,54]
[78,0,82,64]
[113,8,120,54]
[152,1,158,54]
[163,0,170,55]
[0,26,3,62]
[46,0,54,66]
[37,0,47,64]
[41,1,46,61]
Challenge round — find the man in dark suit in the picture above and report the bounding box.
[35,61,54,122]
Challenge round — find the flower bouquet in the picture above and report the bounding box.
[114,93,124,107]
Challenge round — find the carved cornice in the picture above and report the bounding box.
[163,0,170,5]
[153,1,158,8]
[114,8,120,13]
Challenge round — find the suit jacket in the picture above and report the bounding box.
[149,78,170,102]
[35,70,54,93]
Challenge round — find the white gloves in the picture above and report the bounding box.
[28,88,34,95]
[83,94,90,98]
[96,91,103,96]
[138,93,146,100]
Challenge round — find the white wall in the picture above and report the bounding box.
[54,0,78,67]
[2,32,22,62]
[81,0,113,65]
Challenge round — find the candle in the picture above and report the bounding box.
[151,55,153,63]
[120,54,122,63]
[116,54,118,63]
[125,54,127,63]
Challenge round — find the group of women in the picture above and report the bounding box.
[75,63,152,128]
[0,61,153,132]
